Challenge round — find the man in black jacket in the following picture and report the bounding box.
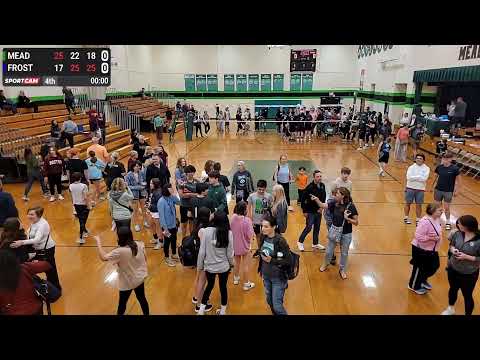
[145,154,171,193]
[0,179,19,227]
[298,170,326,251]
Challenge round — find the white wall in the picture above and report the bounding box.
[356,45,480,122]
[110,45,358,91]
[357,45,480,94]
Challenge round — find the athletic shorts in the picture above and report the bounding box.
[90,178,101,184]
[180,206,194,223]
[378,153,390,163]
[405,188,425,204]
[358,130,366,139]
[434,189,453,203]
[253,224,261,235]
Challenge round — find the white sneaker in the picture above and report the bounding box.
[49,196,56,202]
[144,221,150,228]
[76,238,85,245]
[233,275,240,285]
[297,242,305,251]
[134,224,141,232]
[243,282,255,291]
[99,196,106,201]
[357,147,363,151]
[150,238,158,244]
[58,195,64,200]
[312,244,326,250]
[73,209,77,215]
[288,206,294,212]
[153,242,163,250]
[381,172,386,177]
[441,306,455,315]
[22,195,29,201]
[82,232,89,238]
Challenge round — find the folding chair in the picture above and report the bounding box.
[464,155,480,178]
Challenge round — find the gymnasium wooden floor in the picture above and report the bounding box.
[5,128,480,315]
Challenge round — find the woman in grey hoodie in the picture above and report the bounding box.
[109,177,134,230]
[196,211,234,315]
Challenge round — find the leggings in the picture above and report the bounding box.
[201,270,230,306]
[278,182,290,206]
[114,218,132,231]
[163,227,178,258]
[117,282,150,315]
[195,123,203,137]
[74,204,90,237]
[447,268,479,315]
[48,174,63,196]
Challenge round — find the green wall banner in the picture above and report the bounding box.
[236,74,247,92]
[184,74,195,92]
[224,74,235,92]
[260,74,272,92]
[302,73,313,91]
[206,74,218,92]
[195,74,207,92]
[290,73,302,91]
[273,74,284,91]
[248,74,259,92]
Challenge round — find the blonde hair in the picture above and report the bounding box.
[144,146,153,155]
[111,177,127,192]
[272,184,287,216]
[129,150,138,158]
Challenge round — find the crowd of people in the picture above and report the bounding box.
[0,98,479,316]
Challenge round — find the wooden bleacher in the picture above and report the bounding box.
[0,103,135,163]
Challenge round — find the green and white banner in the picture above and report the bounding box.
[302,73,313,91]
[236,74,247,92]
[195,74,207,92]
[248,74,259,92]
[224,74,235,92]
[290,73,302,91]
[261,74,272,92]
[207,74,218,92]
[184,74,195,92]
[273,74,284,91]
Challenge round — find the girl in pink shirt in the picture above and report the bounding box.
[230,201,255,291]
[408,203,443,295]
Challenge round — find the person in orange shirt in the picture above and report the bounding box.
[295,167,308,206]
[86,136,110,164]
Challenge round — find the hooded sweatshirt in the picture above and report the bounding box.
[109,188,134,220]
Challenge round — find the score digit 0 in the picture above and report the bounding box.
[101,63,109,74]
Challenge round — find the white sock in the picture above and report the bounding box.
[447,305,454,311]
[219,305,227,315]
[198,304,206,315]
[404,216,408,219]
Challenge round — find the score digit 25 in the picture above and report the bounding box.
[70,64,80,72]
[87,64,96,73]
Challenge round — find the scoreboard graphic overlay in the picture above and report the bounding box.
[2,48,111,87]
[290,49,317,72]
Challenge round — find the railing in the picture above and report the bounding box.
[109,104,141,133]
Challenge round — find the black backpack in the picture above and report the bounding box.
[273,236,300,280]
[178,235,199,267]
[284,250,300,280]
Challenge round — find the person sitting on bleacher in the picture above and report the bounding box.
[0,90,17,114]
[16,91,38,113]
[50,120,61,141]
[61,116,79,148]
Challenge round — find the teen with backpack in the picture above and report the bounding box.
[258,215,293,315]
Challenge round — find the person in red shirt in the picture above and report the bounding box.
[0,250,51,315]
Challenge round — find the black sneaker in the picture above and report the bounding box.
[195,304,213,313]
[404,218,412,224]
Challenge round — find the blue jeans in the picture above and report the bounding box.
[325,232,353,271]
[298,212,322,245]
[263,276,288,315]
[24,170,48,196]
